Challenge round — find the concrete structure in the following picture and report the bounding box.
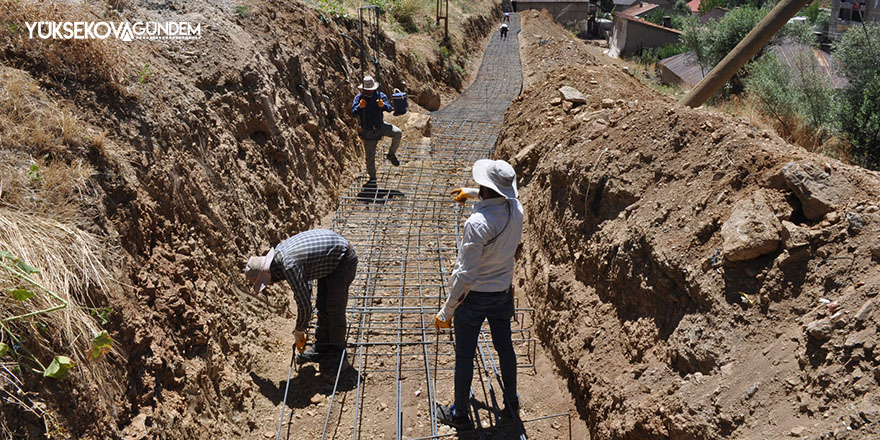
[608,13,682,58]
[512,0,597,25]
[830,0,880,38]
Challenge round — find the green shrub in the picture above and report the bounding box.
[391,0,421,33]
[834,24,880,169]
[744,53,797,125]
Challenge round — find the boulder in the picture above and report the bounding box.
[558,86,588,104]
[414,89,441,111]
[721,190,782,261]
[781,161,844,221]
[405,112,431,137]
[600,98,614,109]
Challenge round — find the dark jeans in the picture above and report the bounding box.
[453,288,517,414]
[315,247,358,353]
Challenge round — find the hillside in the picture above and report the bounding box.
[497,10,880,439]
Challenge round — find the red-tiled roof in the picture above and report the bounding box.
[687,0,701,12]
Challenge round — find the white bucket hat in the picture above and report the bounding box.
[472,159,518,198]
[244,248,275,294]
[358,75,380,91]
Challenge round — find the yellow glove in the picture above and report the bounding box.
[450,187,479,204]
[359,99,367,108]
[377,98,384,108]
[294,330,306,354]
[434,313,452,330]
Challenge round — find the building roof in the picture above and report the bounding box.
[615,12,684,34]
[661,42,848,89]
[621,2,661,16]
[613,0,641,7]
[660,52,706,87]
[686,0,701,12]
[699,6,729,23]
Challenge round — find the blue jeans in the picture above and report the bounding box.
[453,289,517,414]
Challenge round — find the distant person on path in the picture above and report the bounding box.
[503,12,511,22]
[351,75,401,186]
[435,160,524,430]
[245,229,358,369]
[500,23,509,39]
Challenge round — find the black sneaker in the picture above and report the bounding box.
[296,346,323,364]
[363,179,377,189]
[386,153,400,166]
[437,403,472,431]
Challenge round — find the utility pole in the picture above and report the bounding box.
[436,0,449,40]
[679,0,813,108]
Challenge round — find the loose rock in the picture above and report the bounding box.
[806,318,834,341]
[558,85,588,104]
[721,190,782,261]
[781,161,844,221]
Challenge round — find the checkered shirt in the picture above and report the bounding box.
[270,229,350,331]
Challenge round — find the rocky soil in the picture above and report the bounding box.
[496,10,880,440]
[0,0,500,438]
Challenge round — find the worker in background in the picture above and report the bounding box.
[500,22,509,40]
[351,75,402,187]
[503,11,511,22]
[435,160,524,430]
[245,229,358,369]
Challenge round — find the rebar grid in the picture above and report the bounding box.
[290,15,570,440]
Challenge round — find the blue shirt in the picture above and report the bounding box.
[352,91,393,131]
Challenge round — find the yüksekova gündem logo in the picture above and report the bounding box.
[25,21,201,41]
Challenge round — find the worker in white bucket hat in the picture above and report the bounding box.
[435,159,524,430]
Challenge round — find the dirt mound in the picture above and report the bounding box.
[0,1,499,438]
[496,10,880,439]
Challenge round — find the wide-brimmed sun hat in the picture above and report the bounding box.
[358,75,380,91]
[472,159,518,198]
[244,248,275,294]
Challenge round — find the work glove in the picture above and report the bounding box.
[377,98,384,108]
[359,99,367,108]
[434,312,452,331]
[294,330,307,354]
[450,187,479,204]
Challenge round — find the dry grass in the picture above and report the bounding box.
[0,0,127,91]
[0,152,120,435]
[0,68,86,156]
[0,68,118,436]
[715,94,851,161]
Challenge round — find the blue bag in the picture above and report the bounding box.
[391,88,408,116]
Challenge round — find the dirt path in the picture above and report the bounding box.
[243,13,589,440]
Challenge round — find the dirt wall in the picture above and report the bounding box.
[496,10,880,439]
[0,0,499,438]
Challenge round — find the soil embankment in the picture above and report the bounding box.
[0,1,499,437]
[496,10,880,439]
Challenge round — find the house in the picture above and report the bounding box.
[659,41,847,88]
[686,0,702,13]
[829,0,880,38]
[621,2,662,18]
[608,13,683,58]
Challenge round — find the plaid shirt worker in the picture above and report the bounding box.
[270,229,351,331]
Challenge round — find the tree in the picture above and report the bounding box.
[699,0,726,14]
[681,6,769,72]
[674,0,692,15]
[834,24,880,169]
[788,46,832,129]
[745,53,797,129]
